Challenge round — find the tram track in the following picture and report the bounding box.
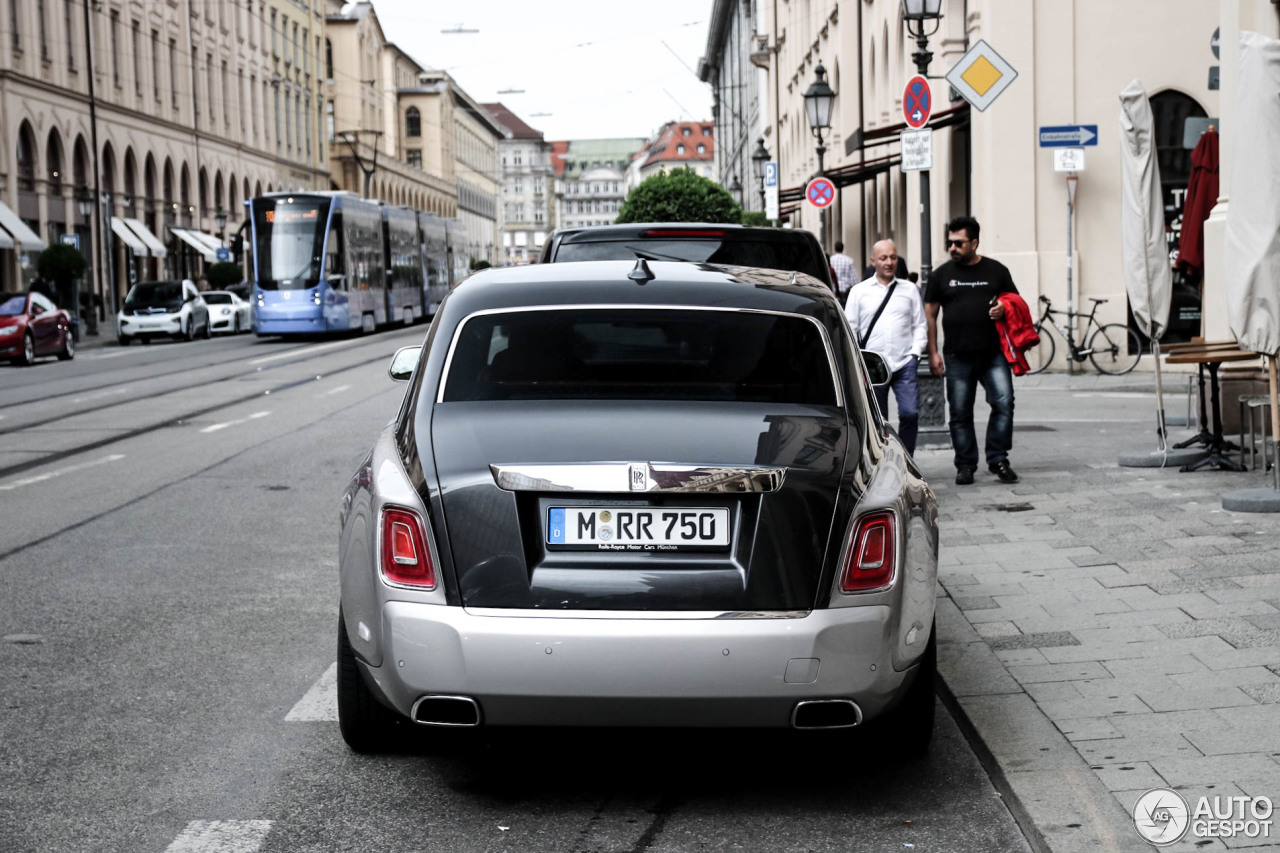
[0,329,420,437]
[0,329,422,481]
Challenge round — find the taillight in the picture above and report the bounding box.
[839,511,896,593]
[380,507,436,588]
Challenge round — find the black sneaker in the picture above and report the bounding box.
[988,460,1019,483]
[955,467,976,485]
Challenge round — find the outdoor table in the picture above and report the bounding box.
[1164,346,1260,471]
[1162,341,1240,449]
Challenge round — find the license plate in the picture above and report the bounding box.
[548,507,730,551]
[140,323,159,329]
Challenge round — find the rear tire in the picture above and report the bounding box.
[14,332,35,366]
[1024,325,1054,375]
[881,621,936,758]
[1088,324,1141,375]
[337,609,404,753]
[201,315,211,339]
[233,316,241,334]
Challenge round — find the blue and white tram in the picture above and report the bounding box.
[250,192,385,336]
[418,212,450,315]
[382,205,425,326]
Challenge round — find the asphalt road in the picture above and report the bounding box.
[0,329,1033,853]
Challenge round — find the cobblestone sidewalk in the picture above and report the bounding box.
[917,374,1280,852]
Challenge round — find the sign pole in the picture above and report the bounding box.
[1066,173,1077,375]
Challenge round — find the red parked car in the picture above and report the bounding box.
[0,290,75,366]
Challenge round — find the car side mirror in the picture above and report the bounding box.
[388,345,422,381]
[862,350,891,387]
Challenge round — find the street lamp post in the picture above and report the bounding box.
[729,176,743,208]
[215,206,228,245]
[751,138,770,212]
[803,63,836,246]
[75,184,95,335]
[902,0,947,446]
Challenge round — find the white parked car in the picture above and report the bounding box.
[203,290,252,334]
[117,279,210,345]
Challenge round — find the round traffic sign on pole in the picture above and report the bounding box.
[805,176,836,209]
[903,75,932,129]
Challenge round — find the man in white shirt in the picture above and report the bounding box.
[845,239,928,454]
[829,241,857,305]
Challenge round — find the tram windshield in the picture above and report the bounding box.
[252,197,332,290]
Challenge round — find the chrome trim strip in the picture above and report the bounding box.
[410,694,483,727]
[435,303,844,408]
[790,699,863,730]
[463,607,811,620]
[490,462,785,494]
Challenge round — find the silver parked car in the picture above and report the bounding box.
[336,260,939,753]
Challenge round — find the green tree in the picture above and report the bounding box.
[616,167,742,224]
[206,261,244,290]
[36,243,88,308]
[740,211,772,227]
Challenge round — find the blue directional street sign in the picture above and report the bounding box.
[216,247,232,262]
[1039,125,1098,147]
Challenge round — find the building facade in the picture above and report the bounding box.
[0,0,325,317]
[628,121,717,190]
[551,137,646,229]
[324,3,456,215]
[482,103,554,264]
[731,0,1230,355]
[699,0,769,211]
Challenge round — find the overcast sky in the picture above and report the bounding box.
[367,0,715,142]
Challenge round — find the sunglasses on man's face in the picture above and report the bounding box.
[946,238,970,247]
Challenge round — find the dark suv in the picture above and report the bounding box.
[538,224,835,289]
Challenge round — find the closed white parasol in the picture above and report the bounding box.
[1223,31,1280,509]
[1117,80,1174,464]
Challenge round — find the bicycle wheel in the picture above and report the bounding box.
[1088,324,1142,375]
[1025,324,1055,375]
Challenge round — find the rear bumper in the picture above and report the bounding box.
[255,316,326,334]
[360,602,913,728]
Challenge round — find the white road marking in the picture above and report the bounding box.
[248,337,364,366]
[0,454,126,491]
[70,387,130,403]
[199,411,271,434]
[318,384,351,398]
[164,820,272,852]
[285,662,337,721]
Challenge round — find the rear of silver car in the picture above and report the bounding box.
[337,297,938,751]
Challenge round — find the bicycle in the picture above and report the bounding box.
[1025,295,1142,375]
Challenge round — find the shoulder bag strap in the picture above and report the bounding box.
[858,282,898,348]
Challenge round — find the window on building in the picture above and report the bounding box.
[513,150,522,166]
[64,0,74,68]
[110,11,121,87]
[10,0,20,51]
[151,30,160,100]
[292,21,298,67]
[702,126,712,135]
[406,150,421,169]
[191,47,199,118]
[304,92,312,158]
[682,126,691,136]
[696,144,705,154]
[405,107,420,137]
[37,0,47,60]
[326,100,334,142]
[270,9,277,58]
[676,144,685,155]
[222,61,230,129]
[513,178,522,193]
[280,14,289,63]
[325,38,332,81]
[170,39,178,109]
[302,27,309,75]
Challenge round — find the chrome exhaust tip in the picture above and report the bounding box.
[411,695,482,727]
[791,698,862,730]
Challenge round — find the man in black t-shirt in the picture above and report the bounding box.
[925,216,1020,485]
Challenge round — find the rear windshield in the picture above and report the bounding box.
[124,282,182,308]
[554,237,828,282]
[442,308,838,405]
[203,293,232,304]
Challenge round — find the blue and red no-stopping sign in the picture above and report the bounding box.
[806,176,836,209]
[903,75,932,129]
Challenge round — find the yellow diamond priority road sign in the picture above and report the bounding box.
[945,39,1018,112]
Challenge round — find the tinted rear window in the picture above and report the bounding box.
[442,309,837,405]
[203,293,232,304]
[124,282,182,307]
[554,237,827,282]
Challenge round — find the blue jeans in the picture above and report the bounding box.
[944,351,1014,469]
[874,361,920,455]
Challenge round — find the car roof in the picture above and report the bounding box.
[443,261,837,319]
[550,223,818,244]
